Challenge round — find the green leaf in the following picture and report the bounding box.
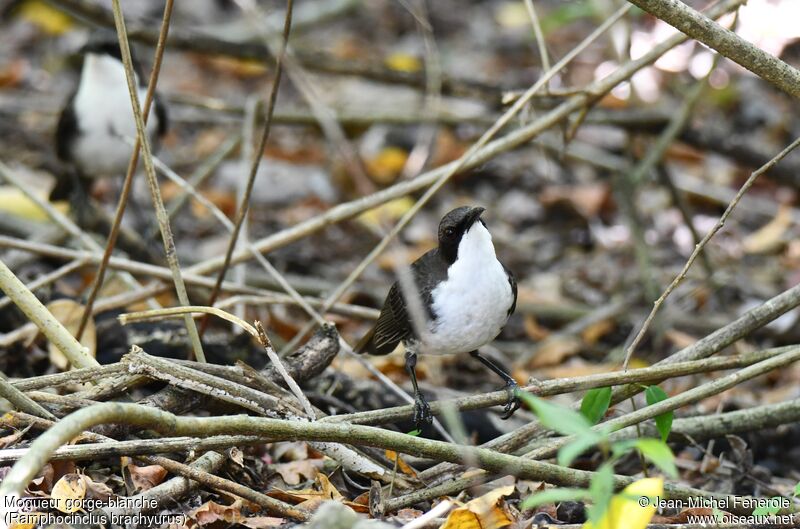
[558,432,604,467]
[581,387,612,425]
[518,391,594,437]
[645,385,674,442]
[521,487,590,510]
[406,429,421,437]
[712,507,726,523]
[753,497,783,516]
[586,463,615,524]
[634,439,678,478]
[794,482,800,496]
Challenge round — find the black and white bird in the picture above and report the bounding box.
[52,37,167,201]
[356,206,518,428]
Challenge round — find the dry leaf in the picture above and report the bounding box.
[494,2,528,29]
[385,450,418,477]
[540,183,610,219]
[273,460,323,485]
[125,463,167,492]
[581,319,615,345]
[743,204,791,254]
[229,447,245,467]
[530,336,582,368]
[523,315,550,341]
[51,473,87,513]
[0,186,68,220]
[190,499,246,526]
[16,1,74,35]
[441,485,514,529]
[358,197,416,231]
[364,147,409,184]
[45,299,96,370]
[384,53,422,72]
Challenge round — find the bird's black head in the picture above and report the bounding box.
[80,36,123,62]
[438,206,485,264]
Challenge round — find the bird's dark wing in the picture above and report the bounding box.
[154,94,169,138]
[504,264,517,317]
[54,93,78,162]
[355,248,447,355]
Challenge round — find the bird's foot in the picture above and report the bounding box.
[413,393,433,429]
[500,379,521,419]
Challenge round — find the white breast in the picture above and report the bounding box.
[422,222,513,355]
[71,54,159,177]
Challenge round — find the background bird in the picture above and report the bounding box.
[356,206,518,428]
[52,35,168,203]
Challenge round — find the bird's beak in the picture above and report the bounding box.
[466,206,486,226]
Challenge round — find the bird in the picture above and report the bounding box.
[52,36,168,203]
[355,205,518,429]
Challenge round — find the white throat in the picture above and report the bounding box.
[456,221,498,267]
[423,220,513,355]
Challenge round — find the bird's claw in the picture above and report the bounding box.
[500,380,521,420]
[413,394,433,429]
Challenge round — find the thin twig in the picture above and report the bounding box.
[204,0,294,318]
[76,0,174,340]
[110,0,205,361]
[119,306,257,337]
[523,0,551,74]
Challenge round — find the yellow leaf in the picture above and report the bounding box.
[441,485,514,529]
[357,197,415,230]
[46,299,96,371]
[583,477,663,529]
[495,2,528,29]
[364,147,409,184]
[16,1,74,35]
[0,186,68,221]
[385,450,418,477]
[384,53,422,73]
[742,204,791,254]
[51,473,87,513]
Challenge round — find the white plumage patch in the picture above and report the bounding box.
[71,53,158,177]
[423,221,513,355]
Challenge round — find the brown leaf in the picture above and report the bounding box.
[272,460,323,486]
[228,447,245,467]
[190,498,247,526]
[743,204,791,254]
[581,318,615,345]
[540,183,610,219]
[530,337,582,368]
[125,463,167,492]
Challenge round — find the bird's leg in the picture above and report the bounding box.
[469,350,521,419]
[405,348,432,428]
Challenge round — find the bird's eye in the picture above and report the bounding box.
[444,227,455,237]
